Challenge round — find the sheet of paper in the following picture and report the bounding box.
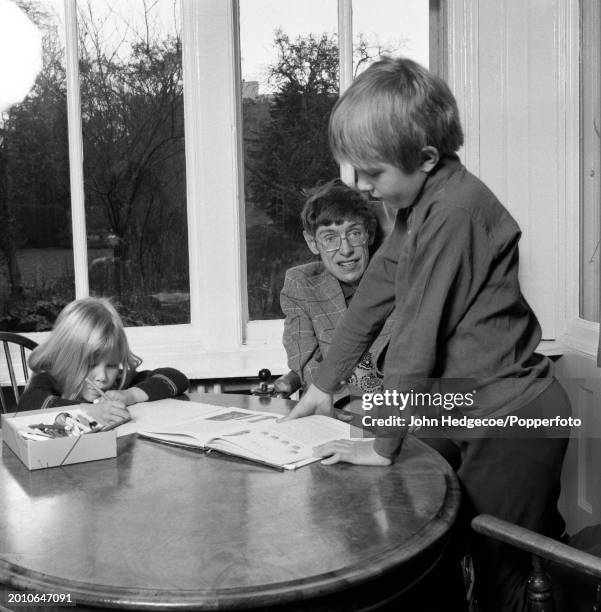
[115,398,228,437]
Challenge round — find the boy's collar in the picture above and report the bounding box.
[403,154,463,220]
[430,153,461,174]
[419,153,462,196]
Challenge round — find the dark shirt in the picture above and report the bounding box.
[18,367,189,412]
[312,155,552,459]
[340,281,358,307]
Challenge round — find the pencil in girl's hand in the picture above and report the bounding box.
[84,377,131,430]
[85,377,110,402]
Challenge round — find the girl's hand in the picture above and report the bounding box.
[105,387,148,406]
[314,439,392,466]
[283,384,333,421]
[84,400,130,429]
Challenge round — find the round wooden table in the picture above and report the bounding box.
[0,394,460,611]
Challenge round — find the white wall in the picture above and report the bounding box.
[446,0,578,339]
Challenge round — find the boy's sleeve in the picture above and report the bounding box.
[280,272,324,388]
[129,368,189,400]
[372,207,492,459]
[18,372,81,411]
[312,244,398,393]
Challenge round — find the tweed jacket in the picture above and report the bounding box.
[281,261,394,398]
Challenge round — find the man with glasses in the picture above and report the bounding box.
[280,179,394,404]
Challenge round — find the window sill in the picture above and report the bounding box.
[537,339,569,357]
[18,325,288,383]
[16,320,595,385]
[139,334,576,382]
[556,319,600,360]
[134,340,288,380]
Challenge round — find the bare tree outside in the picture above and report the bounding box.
[0,0,71,330]
[0,0,189,331]
[243,29,402,319]
[0,0,412,329]
[78,0,188,325]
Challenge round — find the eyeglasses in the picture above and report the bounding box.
[315,228,368,252]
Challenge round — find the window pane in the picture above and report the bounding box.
[352,1,430,238]
[353,0,429,73]
[77,0,189,326]
[240,0,339,320]
[580,0,600,323]
[0,1,74,332]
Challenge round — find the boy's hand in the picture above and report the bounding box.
[105,387,148,406]
[84,400,130,429]
[314,439,392,466]
[283,384,333,420]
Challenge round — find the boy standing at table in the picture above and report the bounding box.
[286,56,571,612]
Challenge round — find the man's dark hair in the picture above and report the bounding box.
[301,179,377,237]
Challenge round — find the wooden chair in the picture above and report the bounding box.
[0,332,38,413]
[471,514,601,611]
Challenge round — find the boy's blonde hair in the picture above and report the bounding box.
[28,297,141,399]
[329,56,464,172]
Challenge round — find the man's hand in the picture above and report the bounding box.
[283,384,333,420]
[105,387,148,406]
[314,439,392,466]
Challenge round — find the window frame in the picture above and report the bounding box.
[556,0,600,358]
[578,0,601,326]
[27,0,590,374]
[26,0,251,378]
[24,0,436,378]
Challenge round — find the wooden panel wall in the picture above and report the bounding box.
[447,0,577,339]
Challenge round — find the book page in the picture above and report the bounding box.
[138,406,279,447]
[210,415,356,469]
[266,415,353,446]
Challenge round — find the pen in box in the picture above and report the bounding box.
[25,426,53,438]
[76,412,98,430]
[19,429,53,441]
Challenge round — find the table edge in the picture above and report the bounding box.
[0,437,460,609]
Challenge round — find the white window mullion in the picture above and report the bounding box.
[180,0,203,338]
[63,0,88,298]
[232,0,249,338]
[338,0,354,185]
[182,0,244,352]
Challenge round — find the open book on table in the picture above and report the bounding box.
[137,405,358,470]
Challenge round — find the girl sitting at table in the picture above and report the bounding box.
[19,297,189,428]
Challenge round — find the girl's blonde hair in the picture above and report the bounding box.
[28,297,141,399]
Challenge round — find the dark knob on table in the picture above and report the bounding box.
[251,369,275,396]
